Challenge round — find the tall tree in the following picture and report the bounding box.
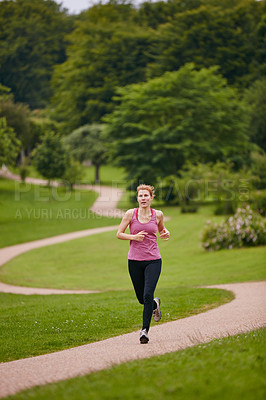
[147,0,264,88]
[0,0,73,108]
[51,2,155,133]
[244,78,266,151]
[104,64,251,185]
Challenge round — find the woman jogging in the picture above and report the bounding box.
[117,184,170,344]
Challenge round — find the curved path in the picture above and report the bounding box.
[0,170,265,398]
[0,281,265,398]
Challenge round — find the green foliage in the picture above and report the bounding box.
[0,117,21,166]
[0,0,73,108]
[32,131,68,183]
[201,205,266,251]
[63,159,84,190]
[51,2,155,131]
[0,83,12,100]
[0,97,32,151]
[18,157,29,183]
[64,124,108,183]
[249,190,266,217]
[147,0,265,88]
[105,64,250,185]
[244,78,266,151]
[249,151,266,190]
[159,161,254,217]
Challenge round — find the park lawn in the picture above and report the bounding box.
[10,164,126,187]
[6,328,266,400]
[1,205,265,290]
[80,164,126,186]
[0,287,232,362]
[0,178,120,248]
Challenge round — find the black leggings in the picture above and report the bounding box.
[128,259,162,331]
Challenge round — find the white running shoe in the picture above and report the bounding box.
[153,297,161,322]
[140,329,149,344]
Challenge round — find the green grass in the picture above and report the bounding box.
[10,164,127,187]
[2,205,265,289]
[80,164,126,186]
[7,328,266,400]
[0,287,232,362]
[0,178,120,248]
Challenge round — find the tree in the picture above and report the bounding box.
[51,2,155,133]
[0,117,21,167]
[64,124,108,184]
[104,63,251,186]
[63,158,84,191]
[0,97,32,163]
[244,78,266,151]
[32,131,68,184]
[0,0,74,108]
[147,0,264,88]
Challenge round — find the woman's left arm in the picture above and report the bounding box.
[157,210,170,241]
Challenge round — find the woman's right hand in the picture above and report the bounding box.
[134,230,148,241]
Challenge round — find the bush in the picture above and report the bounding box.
[249,190,266,217]
[214,201,236,215]
[181,204,198,213]
[201,205,266,251]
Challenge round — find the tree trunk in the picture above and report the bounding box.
[20,147,25,166]
[95,164,100,184]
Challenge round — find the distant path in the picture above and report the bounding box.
[0,169,124,294]
[0,281,265,398]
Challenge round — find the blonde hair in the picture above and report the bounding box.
[136,184,155,198]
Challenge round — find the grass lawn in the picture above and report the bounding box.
[10,164,126,187]
[6,328,266,400]
[0,178,120,248]
[0,287,232,362]
[80,164,126,186]
[2,205,265,289]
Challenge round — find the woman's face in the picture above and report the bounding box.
[137,189,153,208]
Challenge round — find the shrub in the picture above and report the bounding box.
[201,205,266,251]
[181,205,198,213]
[249,190,266,217]
[214,200,236,215]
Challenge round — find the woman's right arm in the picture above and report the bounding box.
[117,209,148,241]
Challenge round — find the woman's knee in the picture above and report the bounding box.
[143,291,153,304]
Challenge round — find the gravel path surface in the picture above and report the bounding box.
[0,170,265,398]
[0,281,265,398]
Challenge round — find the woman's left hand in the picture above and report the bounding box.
[159,228,170,241]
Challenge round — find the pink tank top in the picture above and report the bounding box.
[128,208,161,261]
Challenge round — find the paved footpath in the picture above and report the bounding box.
[0,171,265,398]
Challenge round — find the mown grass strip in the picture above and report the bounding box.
[0,287,232,362]
[7,328,265,400]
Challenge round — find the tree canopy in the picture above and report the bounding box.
[0,0,73,108]
[51,2,155,133]
[0,117,21,167]
[32,131,68,183]
[147,0,265,88]
[64,124,108,183]
[104,64,251,185]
